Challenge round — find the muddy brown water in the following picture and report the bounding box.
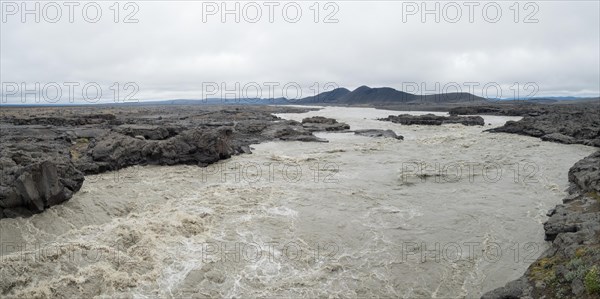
[0,107,596,298]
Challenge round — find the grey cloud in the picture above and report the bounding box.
[1,1,598,104]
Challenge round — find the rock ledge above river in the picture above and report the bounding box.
[378,114,484,126]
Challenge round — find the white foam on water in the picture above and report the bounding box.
[0,106,596,298]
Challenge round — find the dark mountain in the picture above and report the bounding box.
[337,86,416,104]
[292,87,351,104]
[296,86,486,105]
[419,92,485,103]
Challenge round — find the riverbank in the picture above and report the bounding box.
[1,104,598,297]
[3,106,594,297]
[0,105,334,218]
[481,105,600,298]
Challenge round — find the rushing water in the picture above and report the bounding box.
[0,107,596,298]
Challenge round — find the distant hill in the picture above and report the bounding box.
[99,97,291,106]
[2,86,595,107]
[522,98,560,103]
[294,87,351,104]
[533,96,583,101]
[337,86,415,104]
[499,97,600,105]
[555,97,600,104]
[0,97,295,107]
[295,86,487,105]
[419,92,485,103]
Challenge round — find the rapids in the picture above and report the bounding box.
[1,107,596,298]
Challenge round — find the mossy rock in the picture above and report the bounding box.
[75,138,90,144]
[529,257,559,283]
[585,265,600,295]
[576,247,588,258]
[586,191,600,202]
[69,138,90,161]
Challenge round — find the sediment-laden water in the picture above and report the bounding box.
[0,107,596,298]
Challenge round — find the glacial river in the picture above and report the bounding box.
[0,107,596,298]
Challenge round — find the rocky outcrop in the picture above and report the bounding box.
[301,116,350,132]
[0,126,231,218]
[568,152,600,193]
[486,107,600,147]
[449,105,550,117]
[114,124,181,140]
[353,129,403,140]
[465,103,600,298]
[541,133,578,144]
[7,114,118,126]
[75,127,234,175]
[483,151,600,298]
[482,277,531,299]
[0,106,328,218]
[1,161,84,218]
[543,152,600,243]
[378,114,484,126]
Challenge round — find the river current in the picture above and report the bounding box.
[0,107,596,298]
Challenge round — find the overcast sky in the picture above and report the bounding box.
[1,1,599,104]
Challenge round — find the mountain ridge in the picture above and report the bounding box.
[295,85,487,105]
